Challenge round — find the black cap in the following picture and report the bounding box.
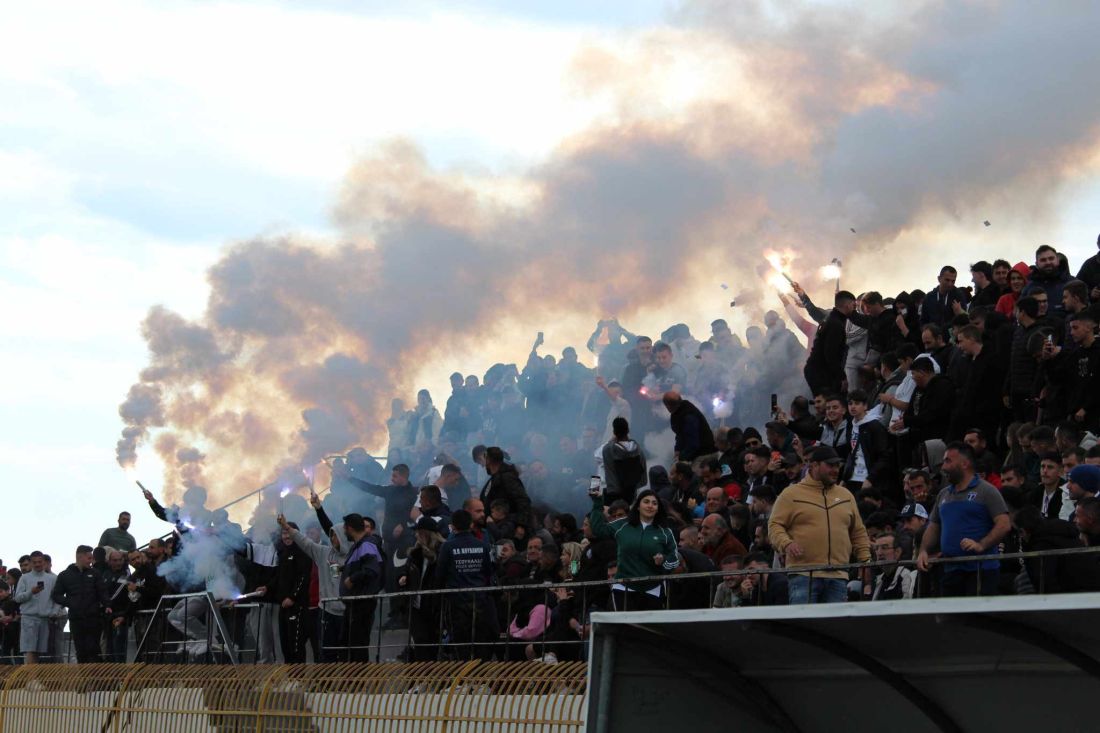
[779,452,802,467]
[808,446,843,465]
[414,516,441,533]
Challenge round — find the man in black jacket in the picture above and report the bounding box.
[844,390,896,501]
[416,485,452,539]
[952,325,1005,440]
[1075,233,1100,302]
[344,463,417,550]
[921,266,969,328]
[51,545,109,663]
[340,513,383,662]
[968,261,1001,310]
[480,447,533,529]
[1042,312,1100,432]
[1005,296,1044,421]
[848,291,903,370]
[803,290,856,396]
[436,509,497,660]
[896,358,954,449]
[1014,506,1100,593]
[663,390,716,461]
[275,521,313,663]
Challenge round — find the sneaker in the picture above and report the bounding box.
[539,653,558,664]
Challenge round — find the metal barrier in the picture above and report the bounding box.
[23,546,1098,669]
[317,544,1100,662]
[0,661,587,732]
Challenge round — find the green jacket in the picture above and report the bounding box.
[588,497,679,591]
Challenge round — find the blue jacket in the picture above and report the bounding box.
[340,536,383,597]
[435,531,493,590]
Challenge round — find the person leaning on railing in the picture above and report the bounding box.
[588,487,679,612]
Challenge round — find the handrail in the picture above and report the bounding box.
[320,544,1100,604]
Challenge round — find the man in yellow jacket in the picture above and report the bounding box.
[768,446,872,604]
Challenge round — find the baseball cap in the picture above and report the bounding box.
[898,503,929,520]
[414,516,442,533]
[808,446,843,465]
[779,452,802,467]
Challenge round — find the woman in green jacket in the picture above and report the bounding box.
[589,489,680,611]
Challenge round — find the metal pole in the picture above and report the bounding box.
[593,630,616,733]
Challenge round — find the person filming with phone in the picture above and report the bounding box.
[13,551,56,664]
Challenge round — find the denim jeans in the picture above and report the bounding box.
[788,575,848,604]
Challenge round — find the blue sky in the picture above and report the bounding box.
[2,0,1099,568]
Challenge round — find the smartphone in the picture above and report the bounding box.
[588,475,602,497]
[770,393,779,416]
[37,581,44,590]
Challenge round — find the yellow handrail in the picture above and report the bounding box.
[0,661,588,732]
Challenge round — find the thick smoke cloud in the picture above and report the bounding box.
[116,0,1100,503]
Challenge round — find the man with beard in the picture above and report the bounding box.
[340,514,383,662]
[917,443,1011,596]
[98,512,136,554]
[768,446,871,604]
[1029,244,1073,315]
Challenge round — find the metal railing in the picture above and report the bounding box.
[15,546,1096,669]
[311,545,1100,663]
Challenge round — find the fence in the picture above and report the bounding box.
[28,546,1100,668]
[312,544,1100,663]
[0,661,587,732]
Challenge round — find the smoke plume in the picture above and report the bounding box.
[117,1,1100,501]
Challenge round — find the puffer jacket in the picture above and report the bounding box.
[768,477,871,579]
[1007,321,1043,398]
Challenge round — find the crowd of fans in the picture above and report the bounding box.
[4,238,1100,666]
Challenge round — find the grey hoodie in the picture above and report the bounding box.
[291,527,347,616]
[601,439,648,499]
[14,571,57,617]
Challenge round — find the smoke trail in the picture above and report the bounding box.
[116,1,1100,501]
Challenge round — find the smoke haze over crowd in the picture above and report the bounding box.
[115,0,1100,504]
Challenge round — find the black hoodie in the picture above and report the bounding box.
[481,463,533,528]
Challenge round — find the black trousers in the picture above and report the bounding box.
[408,606,440,662]
[940,569,1000,597]
[278,605,308,664]
[611,589,664,612]
[446,597,498,661]
[70,617,103,664]
[345,599,377,662]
